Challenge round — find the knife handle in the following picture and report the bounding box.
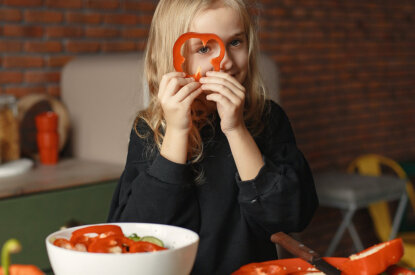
[271,232,320,262]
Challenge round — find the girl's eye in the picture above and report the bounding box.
[198,46,209,54]
[230,39,241,47]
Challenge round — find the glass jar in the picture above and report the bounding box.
[0,95,20,163]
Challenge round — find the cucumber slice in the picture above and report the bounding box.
[140,236,164,247]
[127,233,141,242]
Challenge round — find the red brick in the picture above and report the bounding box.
[104,14,140,25]
[66,41,100,53]
[24,10,63,23]
[136,41,146,51]
[0,41,22,52]
[0,71,23,84]
[122,28,148,39]
[3,0,42,7]
[136,14,153,24]
[47,85,60,97]
[24,71,60,83]
[3,25,43,37]
[3,56,44,68]
[85,27,119,38]
[102,42,136,52]
[86,0,119,10]
[47,56,75,67]
[46,26,83,38]
[66,12,101,24]
[25,41,62,53]
[45,0,82,9]
[0,8,22,21]
[123,1,156,12]
[4,86,46,97]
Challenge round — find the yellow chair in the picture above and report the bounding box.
[348,154,415,267]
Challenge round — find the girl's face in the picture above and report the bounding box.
[185,4,249,84]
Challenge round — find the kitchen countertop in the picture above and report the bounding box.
[0,158,123,199]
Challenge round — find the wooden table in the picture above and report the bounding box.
[314,171,408,256]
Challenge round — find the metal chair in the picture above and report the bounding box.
[348,154,415,267]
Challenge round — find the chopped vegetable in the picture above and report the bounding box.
[233,238,405,275]
[385,265,415,275]
[340,238,403,275]
[127,233,141,242]
[173,32,225,81]
[53,225,167,254]
[0,239,44,275]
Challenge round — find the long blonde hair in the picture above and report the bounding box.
[136,0,267,163]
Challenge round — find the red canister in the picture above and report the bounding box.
[35,112,59,165]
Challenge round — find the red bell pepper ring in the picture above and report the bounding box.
[340,238,404,275]
[129,241,167,253]
[173,32,226,81]
[87,235,133,253]
[69,225,124,247]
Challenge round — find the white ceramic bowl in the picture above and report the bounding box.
[46,223,199,275]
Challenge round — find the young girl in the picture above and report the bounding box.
[108,0,318,274]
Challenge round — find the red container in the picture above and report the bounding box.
[35,111,59,165]
[36,132,59,149]
[38,148,59,165]
[35,111,58,132]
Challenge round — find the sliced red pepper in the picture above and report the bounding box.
[53,238,73,250]
[340,238,404,275]
[70,225,124,247]
[386,265,415,275]
[129,241,167,253]
[173,32,225,81]
[232,258,348,275]
[87,235,130,253]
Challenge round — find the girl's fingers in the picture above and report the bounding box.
[205,92,233,109]
[201,83,241,105]
[205,71,245,91]
[159,72,186,97]
[164,77,195,98]
[175,81,202,102]
[182,87,204,106]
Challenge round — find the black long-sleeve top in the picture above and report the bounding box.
[108,100,318,275]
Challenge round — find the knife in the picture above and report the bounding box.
[271,232,342,275]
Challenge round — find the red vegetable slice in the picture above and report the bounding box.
[340,238,404,275]
[386,265,415,275]
[70,225,124,247]
[129,241,167,253]
[173,32,225,81]
[53,238,73,250]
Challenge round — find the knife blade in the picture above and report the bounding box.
[271,232,342,275]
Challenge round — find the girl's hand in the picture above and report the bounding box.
[158,72,203,133]
[200,71,246,134]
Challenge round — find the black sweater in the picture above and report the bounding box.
[108,100,318,275]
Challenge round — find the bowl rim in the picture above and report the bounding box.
[45,222,199,256]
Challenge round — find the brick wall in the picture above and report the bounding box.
[1,0,415,257]
[259,0,415,172]
[0,0,154,97]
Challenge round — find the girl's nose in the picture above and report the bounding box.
[220,50,233,72]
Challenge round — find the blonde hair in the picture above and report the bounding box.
[136,0,267,164]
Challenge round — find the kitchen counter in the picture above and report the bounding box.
[0,158,123,199]
[0,158,123,272]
